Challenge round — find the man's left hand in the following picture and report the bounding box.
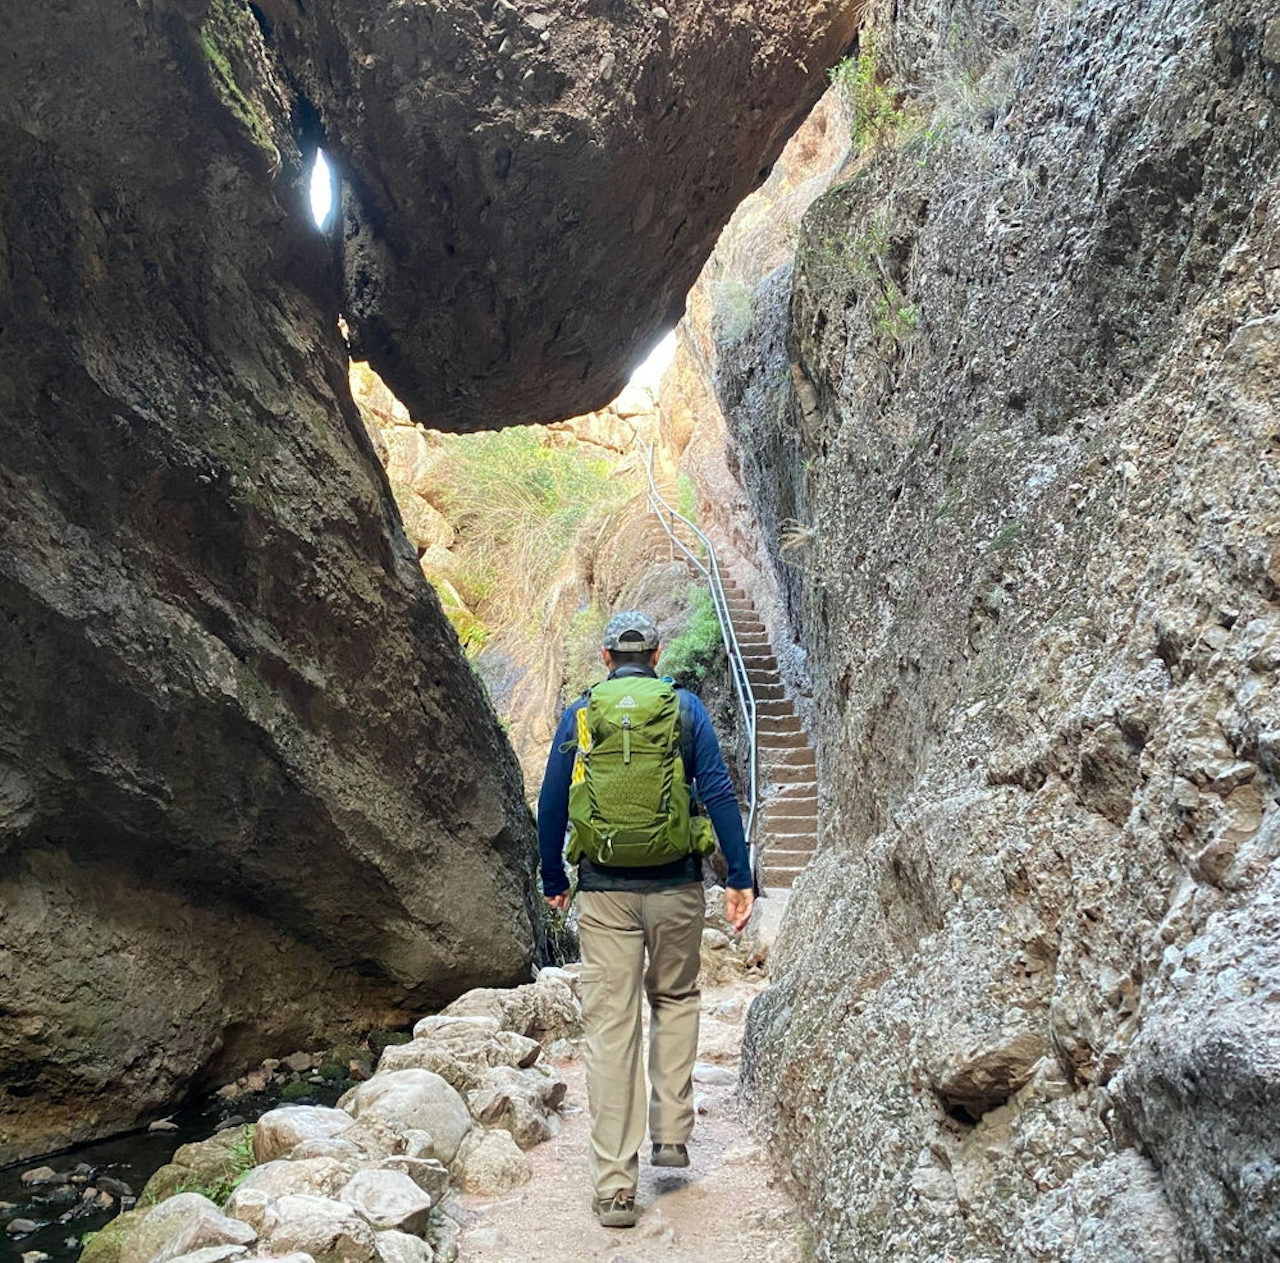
[725,887,754,933]
[545,893,571,913]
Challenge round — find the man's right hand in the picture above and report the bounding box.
[725,887,754,933]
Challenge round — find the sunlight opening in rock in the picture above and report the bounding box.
[628,329,677,392]
[309,149,335,229]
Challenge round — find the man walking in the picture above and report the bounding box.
[538,609,754,1228]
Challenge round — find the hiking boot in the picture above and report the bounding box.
[651,1143,690,1168]
[593,1190,637,1228]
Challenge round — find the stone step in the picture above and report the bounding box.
[749,683,786,701]
[747,721,798,742]
[757,730,812,752]
[768,772,819,793]
[764,811,818,830]
[755,698,799,718]
[763,795,818,812]
[761,865,805,889]
[760,738,810,756]
[766,748,817,771]
[766,848,817,866]
[764,791,818,806]
[765,830,818,847]
[756,714,804,734]
[765,847,817,867]
[767,783,818,801]
[764,822,817,837]
[759,731,807,749]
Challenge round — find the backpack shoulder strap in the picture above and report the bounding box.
[557,691,592,754]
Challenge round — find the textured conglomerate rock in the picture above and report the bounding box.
[0,0,862,1162]
[261,0,863,429]
[721,1,1280,1260]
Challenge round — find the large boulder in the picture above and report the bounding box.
[448,1130,532,1196]
[437,972,583,1044]
[151,1205,258,1263]
[263,1195,377,1263]
[0,0,859,1161]
[465,1064,567,1150]
[112,1195,230,1263]
[254,1107,355,1164]
[230,1158,355,1207]
[0,0,539,1162]
[341,1071,472,1165]
[380,1016,542,1094]
[726,1,1280,1259]
[373,1232,433,1263]
[337,1171,432,1236]
[266,0,862,428]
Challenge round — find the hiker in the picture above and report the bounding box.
[537,608,754,1229]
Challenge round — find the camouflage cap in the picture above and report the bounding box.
[602,609,659,651]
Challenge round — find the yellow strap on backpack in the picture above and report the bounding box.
[571,704,592,784]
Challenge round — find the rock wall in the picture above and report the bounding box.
[0,0,538,1163]
[725,2,1280,1259]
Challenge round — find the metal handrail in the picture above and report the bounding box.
[644,445,760,888]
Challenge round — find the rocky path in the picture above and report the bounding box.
[454,975,808,1263]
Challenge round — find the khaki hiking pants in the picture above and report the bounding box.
[576,883,705,1198]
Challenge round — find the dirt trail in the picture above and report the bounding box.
[455,974,809,1263]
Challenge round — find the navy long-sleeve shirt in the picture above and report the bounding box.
[537,667,752,896]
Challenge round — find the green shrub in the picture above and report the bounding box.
[829,33,904,152]
[563,602,609,700]
[676,473,698,524]
[659,587,724,687]
[142,1126,257,1208]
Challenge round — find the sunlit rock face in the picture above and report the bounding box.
[262,0,863,429]
[719,1,1280,1259]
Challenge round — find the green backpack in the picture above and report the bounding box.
[565,676,715,867]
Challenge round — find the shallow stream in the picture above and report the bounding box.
[0,1082,345,1263]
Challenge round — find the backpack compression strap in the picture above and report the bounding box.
[677,687,694,783]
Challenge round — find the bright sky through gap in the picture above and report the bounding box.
[310,150,333,228]
[629,329,677,390]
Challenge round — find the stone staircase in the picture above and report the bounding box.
[720,577,818,891]
[643,474,819,891]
